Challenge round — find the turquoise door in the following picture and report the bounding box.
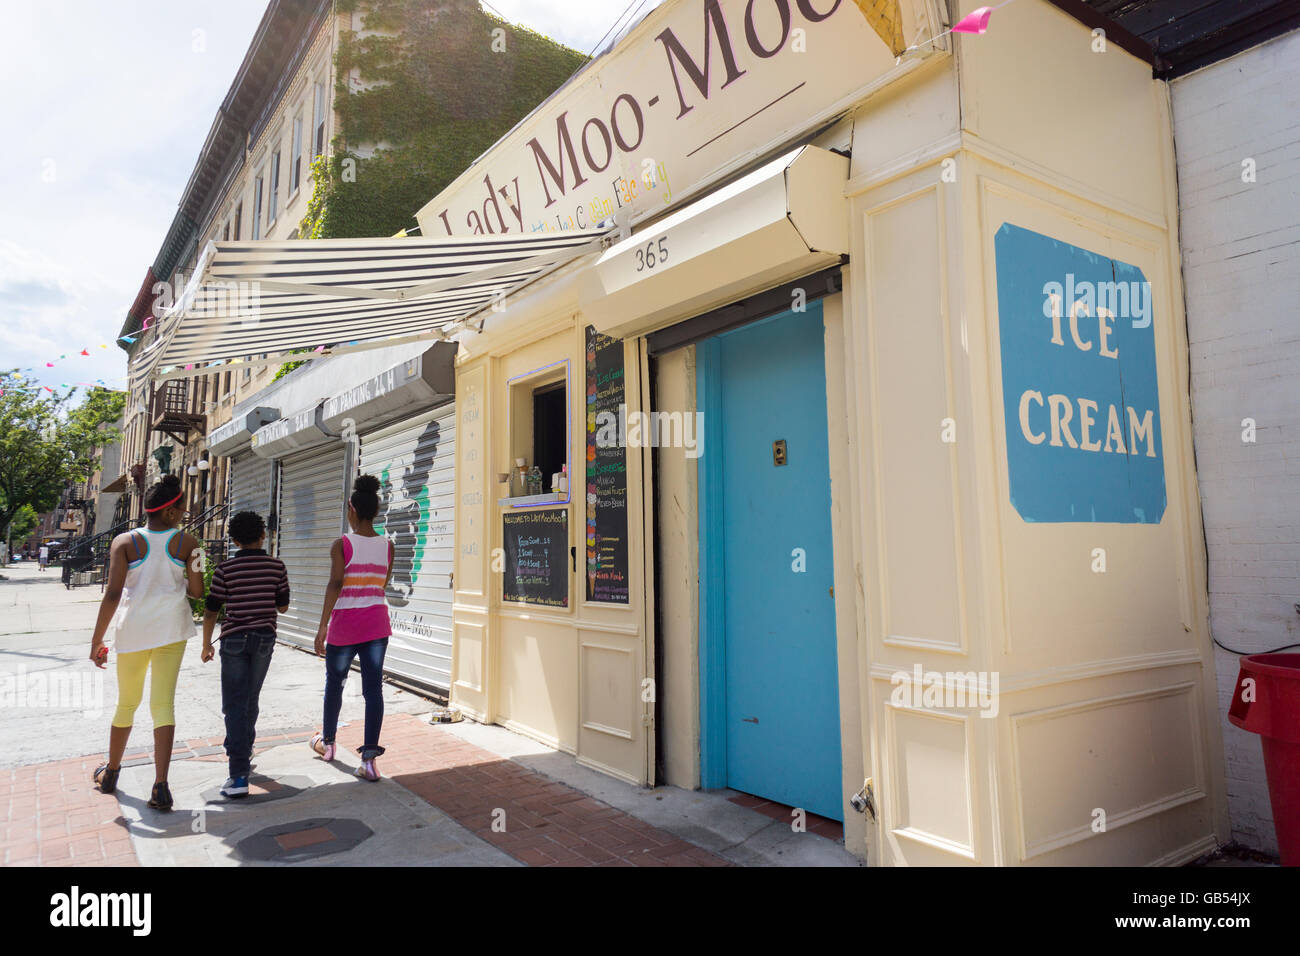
[698,303,843,821]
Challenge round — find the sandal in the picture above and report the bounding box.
[355,758,381,782]
[93,764,120,794]
[147,782,174,812]
[309,733,336,762]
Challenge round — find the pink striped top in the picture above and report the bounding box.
[326,533,392,646]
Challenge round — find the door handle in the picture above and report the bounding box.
[742,716,759,724]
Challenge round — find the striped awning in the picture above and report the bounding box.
[133,228,613,385]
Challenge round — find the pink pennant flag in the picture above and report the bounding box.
[80,349,90,356]
[952,5,993,34]
[185,364,194,370]
[313,345,325,352]
[46,362,54,367]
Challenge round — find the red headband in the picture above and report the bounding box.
[145,490,184,513]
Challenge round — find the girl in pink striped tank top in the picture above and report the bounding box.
[311,474,393,781]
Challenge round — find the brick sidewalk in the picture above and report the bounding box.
[2,715,728,867]
[340,715,730,867]
[0,755,137,866]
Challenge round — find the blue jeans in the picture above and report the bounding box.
[322,638,388,761]
[220,628,276,777]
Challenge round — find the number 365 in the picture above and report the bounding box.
[635,237,668,272]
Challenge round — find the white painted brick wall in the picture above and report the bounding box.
[1173,28,1300,858]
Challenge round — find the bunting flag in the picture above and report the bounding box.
[890,0,1012,60]
[952,5,993,34]
[853,0,906,56]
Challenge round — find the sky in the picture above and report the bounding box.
[0,0,659,402]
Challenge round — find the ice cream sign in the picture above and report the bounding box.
[994,223,1166,523]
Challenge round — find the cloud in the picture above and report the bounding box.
[0,0,662,399]
[0,278,72,310]
[0,0,268,397]
[483,0,665,57]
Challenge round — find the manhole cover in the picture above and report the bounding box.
[234,817,373,862]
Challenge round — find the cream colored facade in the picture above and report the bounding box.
[418,0,1226,865]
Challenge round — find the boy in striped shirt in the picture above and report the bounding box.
[200,511,290,798]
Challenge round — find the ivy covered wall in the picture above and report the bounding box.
[300,0,586,240]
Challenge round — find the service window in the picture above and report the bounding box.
[504,359,570,505]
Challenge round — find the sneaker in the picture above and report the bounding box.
[220,776,249,798]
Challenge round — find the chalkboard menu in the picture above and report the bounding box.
[503,508,568,607]
[585,325,630,604]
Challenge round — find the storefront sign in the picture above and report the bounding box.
[995,223,1166,523]
[250,404,332,458]
[416,0,912,238]
[208,406,280,456]
[586,326,630,604]
[324,368,399,421]
[503,508,569,606]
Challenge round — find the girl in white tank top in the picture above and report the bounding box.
[102,527,198,652]
[89,475,204,811]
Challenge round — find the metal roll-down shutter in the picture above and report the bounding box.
[227,452,278,553]
[360,405,456,692]
[275,442,349,650]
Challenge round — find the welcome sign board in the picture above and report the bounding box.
[995,223,1166,524]
[415,0,931,238]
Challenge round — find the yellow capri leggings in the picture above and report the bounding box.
[112,642,187,729]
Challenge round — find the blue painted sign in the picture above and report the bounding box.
[994,223,1166,523]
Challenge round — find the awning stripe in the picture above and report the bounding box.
[133,228,612,386]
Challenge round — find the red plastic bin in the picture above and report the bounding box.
[1227,653,1300,866]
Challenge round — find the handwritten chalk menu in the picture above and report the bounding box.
[585,325,630,604]
[503,508,568,607]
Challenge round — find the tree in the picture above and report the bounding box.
[64,387,127,487]
[3,503,38,552]
[0,372,125,547]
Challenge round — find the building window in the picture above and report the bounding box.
[532,383,567,484]
[290,116,303,193]
[312,80,327,158]
[233,202,242,241]
[252,174,264,240]
[222,219,230,241]
[507,360,570,501]
[268,149,281,225]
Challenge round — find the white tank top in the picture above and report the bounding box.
[104,528,196,653]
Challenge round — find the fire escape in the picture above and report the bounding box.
[150,379,206,445]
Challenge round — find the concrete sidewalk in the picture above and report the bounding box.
[0,562,863,866]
